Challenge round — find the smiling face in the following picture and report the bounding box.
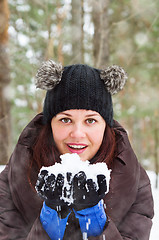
[51,109,106,161]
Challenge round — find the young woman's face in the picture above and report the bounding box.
[51,109,106,161]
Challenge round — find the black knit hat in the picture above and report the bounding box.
[35,60,127,127]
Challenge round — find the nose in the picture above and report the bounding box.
[70,123,86,138]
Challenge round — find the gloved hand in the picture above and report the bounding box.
[40,201,70,240]
[72,171,107,237]
[72,171,107,211]
[74,200,107,237]
[36,170,72,218]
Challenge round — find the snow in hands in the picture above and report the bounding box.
[36,153,111,205]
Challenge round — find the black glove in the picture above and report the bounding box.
[72,171,107,211]
[36,170,72,218]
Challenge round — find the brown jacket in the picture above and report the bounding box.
[0,113,154,240]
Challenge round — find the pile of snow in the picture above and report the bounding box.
[39,153,111,204]
[41,153,111,189]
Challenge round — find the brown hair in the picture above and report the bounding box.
[32,123,60,169]
[89,124,116,168]
[28,123,60,186]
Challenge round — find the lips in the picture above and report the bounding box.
[66,143,87,154]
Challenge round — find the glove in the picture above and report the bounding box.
[40,201,70,240]
[36,170,72,218]
[72,171,107,211]
[74,200,107,237]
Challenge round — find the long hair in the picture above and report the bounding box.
[28,123,60,186]
[32,123,60,169]
[90,124,116,168]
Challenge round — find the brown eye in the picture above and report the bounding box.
[86,119,96,124]
[61,118,71,123]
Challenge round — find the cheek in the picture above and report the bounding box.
[52,125,68,144]
[93,133,104,147]
[90,126,105,144]
[86,129,105,161]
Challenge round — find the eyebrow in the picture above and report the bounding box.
[57,112,100,117]
[85,114,99,117]
[57,113,72,117]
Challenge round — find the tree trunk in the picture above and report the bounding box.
[57,0,64,65]
[0,0,11,165]
[81,0,84,64]
[71,0,83,63]
[92,0,109,68]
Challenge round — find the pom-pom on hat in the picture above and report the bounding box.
[35,60,127,127]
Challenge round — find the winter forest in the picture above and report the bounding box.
[0,0,159,238]
[1,0,158,184]
[0,1,159,181]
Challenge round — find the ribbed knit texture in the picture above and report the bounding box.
[43,64,113,126]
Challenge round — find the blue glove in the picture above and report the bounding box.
[74,200,107,237]
[40,202,71,240]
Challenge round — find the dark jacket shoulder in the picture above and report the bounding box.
[17,113,44,147]
[113,119,138,166]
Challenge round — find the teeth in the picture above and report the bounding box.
[68,145,86,149]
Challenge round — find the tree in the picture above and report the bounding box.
[92,0,110,68]
[71,0,83,63]
[0,0,11,164]
[5,0,159,180]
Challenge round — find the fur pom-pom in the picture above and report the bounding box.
[35,60,63,90]
[100,65,128,95]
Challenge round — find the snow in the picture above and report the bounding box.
[40,153,111,204]
[0,164,158,239]
[147,171,159,240]
[41,153,111,193]
[0,165,5,172]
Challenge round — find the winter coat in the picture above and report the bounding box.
[0,113,154,240]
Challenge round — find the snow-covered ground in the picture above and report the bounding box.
[147,171,159,240]
[0,165,158,239]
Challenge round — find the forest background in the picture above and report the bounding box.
[0,0,159,187]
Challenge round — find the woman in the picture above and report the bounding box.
[0,60,154,240]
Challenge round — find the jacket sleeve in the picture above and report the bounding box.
[0,165,50,240]
[88,165,154,240]
[0,114,51,239]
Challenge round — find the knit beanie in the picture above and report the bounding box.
[35,60,127,127]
